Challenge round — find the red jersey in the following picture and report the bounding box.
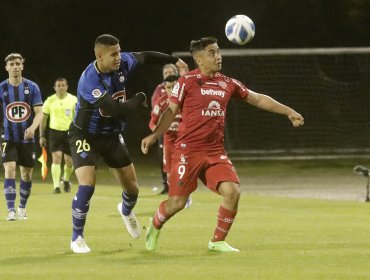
[151,83,167,107]
[170,69,249,150]
[150,94,182,143]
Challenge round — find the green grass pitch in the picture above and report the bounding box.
[0,159,370,279]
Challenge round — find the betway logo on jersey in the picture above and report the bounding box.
[201,101,225,117]
[200,88,225,98]
[6,102,31,123]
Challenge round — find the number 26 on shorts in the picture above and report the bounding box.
[75,139,91,153]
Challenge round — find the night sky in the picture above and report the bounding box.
[1,0,369,92]
[0,0,369,153]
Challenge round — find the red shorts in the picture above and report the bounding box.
[168,149,240,197]
[163,140,175,174]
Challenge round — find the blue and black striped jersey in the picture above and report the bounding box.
[0,78,43,143]
[73,52,137,134]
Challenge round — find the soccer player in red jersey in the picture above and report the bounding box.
[151,64,179,194]
[150,75,181,176]
[150,75,193,207]
[141,37,304,252]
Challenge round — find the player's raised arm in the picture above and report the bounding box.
[245,90,304,127]
[141,101,179,154]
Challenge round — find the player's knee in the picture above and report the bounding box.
[4,165,16,177]
[167,197,188,214]
[52,155,62,164]
[219,183,241,202]
[125,180,139,193]
[20,170,32,182]
[64,155,73,166]
[5,165,16,173]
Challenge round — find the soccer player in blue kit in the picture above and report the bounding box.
[0,53,43,221]
[69,34,188,253]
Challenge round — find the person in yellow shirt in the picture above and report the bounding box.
[39,78,77,193]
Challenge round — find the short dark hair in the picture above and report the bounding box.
[164,75,178,83]
[55,77,68,84]
[189,37,218,55]
[5,53,25,64]
[95,34,119,46]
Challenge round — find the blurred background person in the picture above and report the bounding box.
[151,64,179,194]
[39,78,77,194]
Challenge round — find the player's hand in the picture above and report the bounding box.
[141,134,157,154]
[288,111,304,127]
[39,136,47,147]
[176,58,189,76]
[24,127,35,140]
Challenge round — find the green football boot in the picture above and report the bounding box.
[146,217,160,251]
[208,240,240,252]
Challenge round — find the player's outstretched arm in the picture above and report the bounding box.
[141,101,179,154]
[96,92,147,119]
[245,90,304,127]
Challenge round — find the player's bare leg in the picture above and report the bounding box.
[208,181,240,252]
[111,164,141,238]
[146,195,189,251]
[70,166,96,253]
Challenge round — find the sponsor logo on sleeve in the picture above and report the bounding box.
[92,89,102,98]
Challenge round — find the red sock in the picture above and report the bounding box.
[153,200,173,229]
[212,205,237,242]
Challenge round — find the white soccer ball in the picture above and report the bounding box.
[225,15,255,45]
